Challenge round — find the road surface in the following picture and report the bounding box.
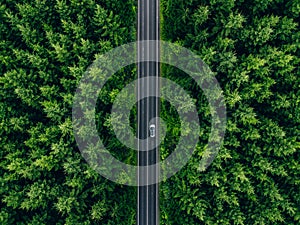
[137,0,160,224]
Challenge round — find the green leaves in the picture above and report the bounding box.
[192,5,209,27]
[1,0,136,224]
[161,0,299,224]
[1,0,299,224]
[91,200,108,220]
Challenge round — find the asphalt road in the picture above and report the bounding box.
[137,0,160,224]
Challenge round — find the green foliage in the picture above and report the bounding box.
[1,0,299,224]
[160,0,299,224]
[1,0,136,224]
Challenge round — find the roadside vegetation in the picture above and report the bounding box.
[0,0,299,224]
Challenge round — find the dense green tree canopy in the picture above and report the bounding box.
[1,0,137,224]
[160,0,299,224]
[0,0,299,224]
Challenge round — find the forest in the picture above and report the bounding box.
[0,0,299,224]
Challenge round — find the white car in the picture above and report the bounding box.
[149,124,156,137]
